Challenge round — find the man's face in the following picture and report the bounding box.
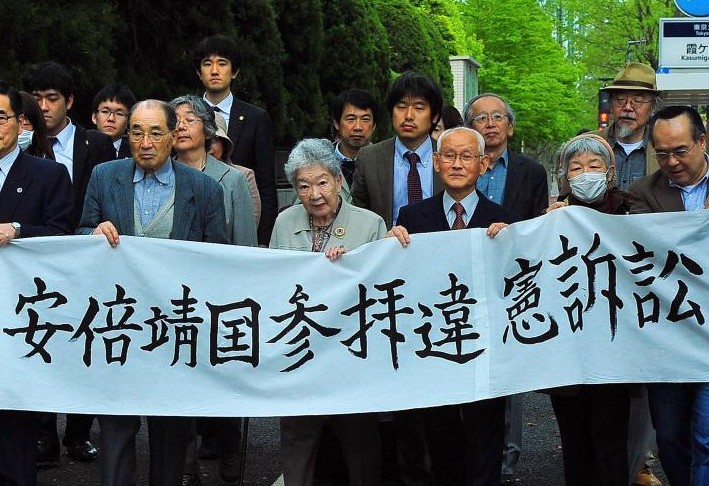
[334,103,375,155]
[92,99,130,142]
[433,130,489,198]
[652,114,707,187]
[198,55,237,94]
[128,104,175,173]
[610,90,654,140]
[0,94,21,159]
[468,96,513,153]
[32,89,72,136]
[391,95,433,148]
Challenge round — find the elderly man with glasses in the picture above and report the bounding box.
[596,62,661,191]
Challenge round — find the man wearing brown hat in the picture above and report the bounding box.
[596,62,661,191]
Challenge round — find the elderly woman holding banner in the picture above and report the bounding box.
[270,138,407,486]
[492,132,632,485]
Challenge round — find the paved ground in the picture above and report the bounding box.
[38,392,667,485]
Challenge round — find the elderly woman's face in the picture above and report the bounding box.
[566,151,608,180]
[174,104,206,154]
[295,164,342,224]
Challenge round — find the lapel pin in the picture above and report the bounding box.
[17,187,23,193]
[333,226,345,238]
[239,115,245,121]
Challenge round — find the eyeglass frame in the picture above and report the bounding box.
[176,116,202,128]
[128,130,169,143]
[96,108,128,119]
[611,94,654,108]
[469,111,509,125]
[654,142,698,163]
[0,113,18,126]
[437,151,486,166]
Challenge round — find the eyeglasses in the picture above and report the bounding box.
[176,116,201,127]
[612,96,653,108]
[0,114,18,126]
[470,111,508,125]
[655,143,697,162]
[129,130,168,143]
[438,152,484,166]
[96,108,128,119]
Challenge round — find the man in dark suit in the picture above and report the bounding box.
[464,92,548,483]
[78,99,227,486]
[91,84,137,159]
[193,34,277,246]
[351,71,444,229]
[464,93,548,220]
[22,61,116,464]
[629,105,709,486]
[0,81,74,486]
[395,127,519,486]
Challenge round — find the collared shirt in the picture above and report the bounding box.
[112,138,122,157]
[608,124,649,191]
[133,159,175,227]
[477,149,509,204]
[669,155,709,211]
[393,137,434,224]
[334,142,356,186]
[52,119,76,182]
[443,190,479,228]
[203,92,233,128]
[0,146,20,191]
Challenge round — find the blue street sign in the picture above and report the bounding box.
[675,0,709,17]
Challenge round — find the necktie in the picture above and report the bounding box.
[452,202,466,230]
[404,151,422,204]
[340,159,356,186]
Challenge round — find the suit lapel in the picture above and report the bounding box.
[379,139,395,226]
[468,192,496,229]
[655,175,684,211]
[227,100,245,150]
[0,153,30,221]
[502,151,518,208]
[111,161,136,235]
[172,162,195,240]
[72,124,89,183]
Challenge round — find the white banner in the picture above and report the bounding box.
[1,206,708,417]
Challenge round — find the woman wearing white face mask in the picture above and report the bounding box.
[547,133,632,486]
[546,133,627,214]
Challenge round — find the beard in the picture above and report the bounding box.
[615,119,638,140]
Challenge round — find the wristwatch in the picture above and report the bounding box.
[11,222,20,239]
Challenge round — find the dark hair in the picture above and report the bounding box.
[129,100,177,131]
[649,105,706,145]
[332,89,378,125]
[18,91,55,159]
[22,61,75,99]
[193,34,242,72]
[464,92,516,126]
[440,105,464,130]
[386,72,443,129]
[92,84,137,113]
[0,80,23,115]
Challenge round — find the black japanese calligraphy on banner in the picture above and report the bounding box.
[1,207,709,417]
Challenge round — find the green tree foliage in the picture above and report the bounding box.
[410,0,485,60]
[462,0,590,157]
[320,0,391,138]
[0,1,118,126]
[274,0,328,143]
[374,0,454,104]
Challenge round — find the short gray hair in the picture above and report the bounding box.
[169,94,217,150]
[284,138,342,187]
[436,127,485,155]
[559,135,615,186]
[463,93,516,126]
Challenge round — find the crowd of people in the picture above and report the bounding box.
[0,30,706,486]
